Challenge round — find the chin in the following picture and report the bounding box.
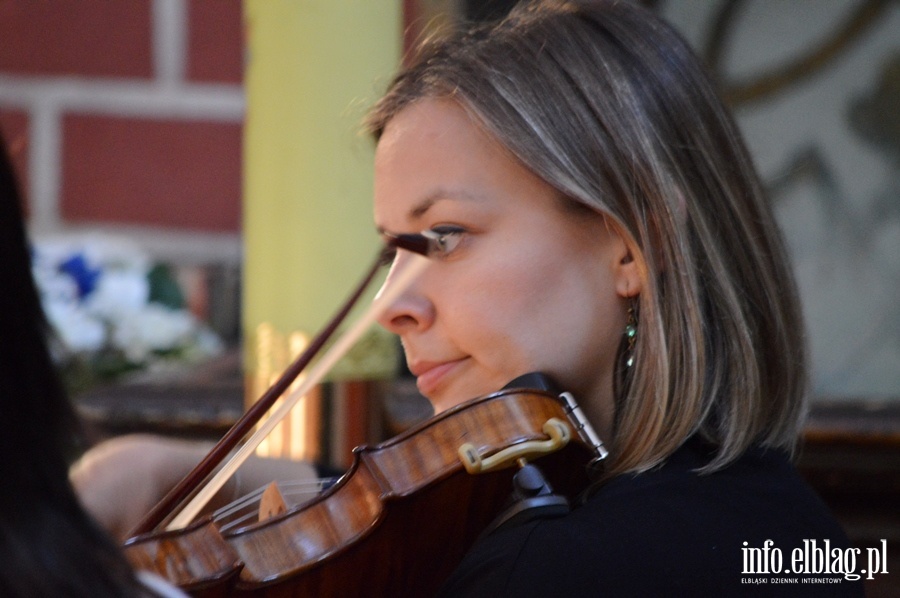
[431,386,471,412]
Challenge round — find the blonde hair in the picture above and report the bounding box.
[367,0,807,477]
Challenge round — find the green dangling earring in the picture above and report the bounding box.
[623,304,637,368]
[613,300,639,404]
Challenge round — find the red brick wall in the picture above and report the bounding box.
[0,0,243,243]
[187,0,244,84]
[62,115,242,229]
[0,1,154,78]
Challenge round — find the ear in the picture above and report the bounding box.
[611,232,643,299]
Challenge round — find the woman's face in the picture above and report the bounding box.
[374,99,638,436]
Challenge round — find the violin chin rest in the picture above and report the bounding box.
[481,462,570,537]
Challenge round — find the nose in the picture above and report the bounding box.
[375,252,435,335]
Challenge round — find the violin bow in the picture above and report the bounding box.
[130,234,434,536]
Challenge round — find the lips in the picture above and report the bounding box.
[410,358,466,396]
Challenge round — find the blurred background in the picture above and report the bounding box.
[1,1,897,594]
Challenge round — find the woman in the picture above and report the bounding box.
[75,1,861,593]
[366,0,861,594]
[0,132,185,596]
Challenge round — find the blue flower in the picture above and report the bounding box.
[58,253,101,298]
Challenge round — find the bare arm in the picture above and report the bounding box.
[70,434,318,541]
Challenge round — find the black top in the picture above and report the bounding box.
[439,438,864,596]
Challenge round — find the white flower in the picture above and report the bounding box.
[44,302,106,353]
[32,264,80,306]
[110,304,197,362]
[85,269,150,319]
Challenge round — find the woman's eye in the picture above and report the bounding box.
[380,227,465,265]
[429,227,465,258]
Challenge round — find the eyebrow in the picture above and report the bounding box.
[376,187,483,236]
[409,195,440,220]
[411,187,488,218]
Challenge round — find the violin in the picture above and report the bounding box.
[124,382,605,596]
[122,238,607,596]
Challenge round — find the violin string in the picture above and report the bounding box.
[211,477,340,532]
[211,478,341,519]
[166,254,431,531]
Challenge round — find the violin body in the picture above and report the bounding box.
[123,387,597,597]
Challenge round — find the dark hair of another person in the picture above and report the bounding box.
[0,132,146,596]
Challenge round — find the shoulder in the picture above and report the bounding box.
[439,439,863,597]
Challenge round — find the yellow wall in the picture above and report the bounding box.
[243,1,402,382]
